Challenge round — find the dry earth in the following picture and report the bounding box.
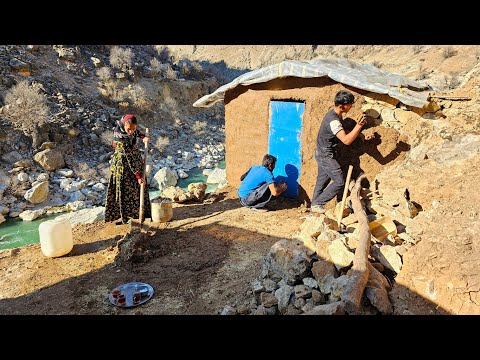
[0,189,306,315]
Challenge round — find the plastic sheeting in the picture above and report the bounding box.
[193,58,431,109]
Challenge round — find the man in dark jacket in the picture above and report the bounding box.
[310,90,366,213]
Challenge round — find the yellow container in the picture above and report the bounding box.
[368,216,397,242]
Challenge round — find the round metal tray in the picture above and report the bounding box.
[108,282,154,308]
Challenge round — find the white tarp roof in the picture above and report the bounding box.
[193,58,431,108]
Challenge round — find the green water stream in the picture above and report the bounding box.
[0,214,60,250]
[0,161,226,250]
[150,160,225,200]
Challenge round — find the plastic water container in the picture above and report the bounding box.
[38,218,73,257]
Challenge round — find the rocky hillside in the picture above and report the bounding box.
[168,45,480,91]
[0,45,226,222]
[0,45,479,315]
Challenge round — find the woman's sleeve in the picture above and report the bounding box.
[136,130,145,139]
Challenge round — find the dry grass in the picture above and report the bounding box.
[109,46,133,70]
[150,58,162,79]
[192,120,207,136]
[96,67,112,82]
[180,60,206,80]
[4,80,49,137]
[442,46,457,59]
[154,135,170,154]
[99,130,114,147]
[163,66,178,80]
[412,45,424,55]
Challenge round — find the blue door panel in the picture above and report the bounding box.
[268,101,304,198]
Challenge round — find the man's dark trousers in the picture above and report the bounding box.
[311,155,345,207]
[240,183,272,208]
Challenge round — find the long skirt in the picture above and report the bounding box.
[104,142,151,223]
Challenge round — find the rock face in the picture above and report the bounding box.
[34,149,65,171]
[55,207,105,225]
[24,181,49,204]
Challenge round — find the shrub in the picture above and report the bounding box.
[154,135,170,154]
[163,66,178,80]
[131,84,152,112]
[4,80,49,138]
[96,67,112,82]
[444,73,461,89]
[154,45,171,63]
[109,46,133,70]
[442,46,457,59]
[150,58,162,79]
[416,65,429,80]
[412,45,424,54]
[192,120,207,136]
[99,130,114,147]
[179,60,206,80]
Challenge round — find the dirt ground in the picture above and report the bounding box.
[2,125,478,315]
[0,188,306,315]
[1,152,479,315]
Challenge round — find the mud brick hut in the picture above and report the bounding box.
[194,58,434,203]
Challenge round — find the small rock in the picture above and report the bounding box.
[220,305,237,315]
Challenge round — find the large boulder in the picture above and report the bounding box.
[34,149,65,171]
[0,204,9,215]
[19,209,45,221]
[261,239,315,285]
[187,182,207,202]
[24,181,49,204]
[152,167,178,193]
[55,206,105,225]
[206,167,226,184]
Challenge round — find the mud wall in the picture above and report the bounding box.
[224,77,409,205]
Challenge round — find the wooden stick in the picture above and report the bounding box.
[139,128,149,227]
[429,95,471,100]
[337,165,353,229]
[341,174,371,314]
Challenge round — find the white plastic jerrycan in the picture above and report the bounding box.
[38,218,73,257]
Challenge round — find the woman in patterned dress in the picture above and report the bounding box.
[105,114,152,224]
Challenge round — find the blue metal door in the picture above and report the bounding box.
[268,100,304,198]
